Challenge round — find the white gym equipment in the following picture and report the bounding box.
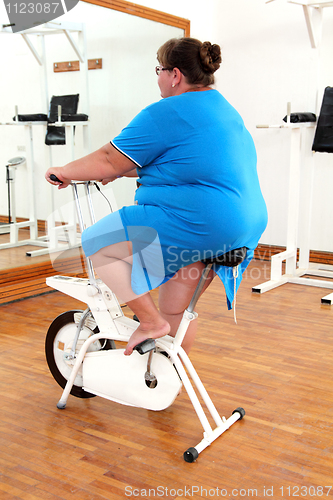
[266,1,333,50]
[253,0,333,303]
[0,22,90,256]
[45,180,246,462]
[0,156,26,235]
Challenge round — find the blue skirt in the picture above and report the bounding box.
[81,203,257,309]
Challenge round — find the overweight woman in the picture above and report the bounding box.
[45,37,268,356]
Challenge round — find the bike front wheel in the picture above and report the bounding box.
[45,309,115,398]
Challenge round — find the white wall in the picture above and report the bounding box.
[1,0,333,252]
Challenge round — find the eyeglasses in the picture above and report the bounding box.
[155,65,172,76]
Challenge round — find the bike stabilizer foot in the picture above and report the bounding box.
[184,447,199,463]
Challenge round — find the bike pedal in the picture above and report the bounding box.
[134,338,156,355]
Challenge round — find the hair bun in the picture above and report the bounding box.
[200,41,222,73]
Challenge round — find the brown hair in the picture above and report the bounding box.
[157,37,222,86]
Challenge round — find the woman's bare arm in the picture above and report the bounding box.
[45,143,138,189]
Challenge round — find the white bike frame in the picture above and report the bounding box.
[46,181,244,462]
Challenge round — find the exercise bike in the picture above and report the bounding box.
[45,177,246,462]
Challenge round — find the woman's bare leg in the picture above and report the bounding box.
[90,245,214,355]
[90,242,170,355]
[124,295,170,355]
[159,261,215,354]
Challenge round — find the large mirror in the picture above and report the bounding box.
[0,0,189,301]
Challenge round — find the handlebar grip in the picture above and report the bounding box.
[50,174,63,184]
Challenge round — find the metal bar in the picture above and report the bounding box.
[69,308,91,359]
[171,356,213,435]
[21,34,42,65]
[6,166,11,224]
[178,347,224,428]
[72,183,85,233]
[64,29,84,63]
[71,182,96,283]
[194,411,242,455]
[85,182,97,226]
[303,4,317,48]
[187,263,213,313]
[57,332,118,409]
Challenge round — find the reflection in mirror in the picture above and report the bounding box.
[0,1,187,302]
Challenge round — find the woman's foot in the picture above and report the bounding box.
[124,318,170,356]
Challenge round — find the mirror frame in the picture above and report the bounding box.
[82,0,190,36]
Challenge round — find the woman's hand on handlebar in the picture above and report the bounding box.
[45,168,70,189]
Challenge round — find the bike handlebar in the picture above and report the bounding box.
[50,174,63,184]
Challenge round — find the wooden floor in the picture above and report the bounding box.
[0,260,333,499]
[0,231,86,305]
[0,229,50,270]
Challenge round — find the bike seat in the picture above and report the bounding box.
[201,247,248,268]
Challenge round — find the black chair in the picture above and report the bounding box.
[13,94,88,145]
[46,94,88,145]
